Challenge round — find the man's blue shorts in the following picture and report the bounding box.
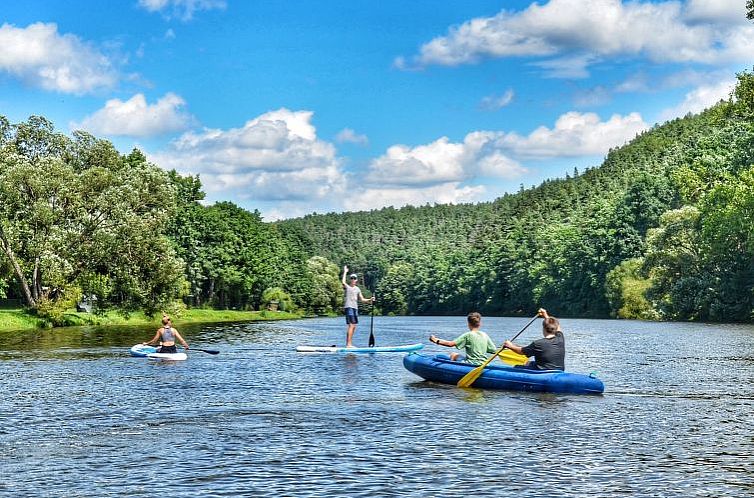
[344,307,359,324]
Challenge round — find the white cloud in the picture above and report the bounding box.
[659,78,736,121]
[349,183,486,212]
[138,0,226,21]
[480,88,515,110]
[335,128,369,145]
[685,0,748,24]
[0,22,117,94]
[397,0,754,75]
[531,54,595,79]
[364,110,644,192]
[148,107,650,218]
[149,108,346,203]
[498,111,648,158]
[366,134,527,188]
[72,93,194,138]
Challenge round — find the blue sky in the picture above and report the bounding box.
[1,0,751,220]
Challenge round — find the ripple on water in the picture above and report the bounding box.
[1,316,753,497]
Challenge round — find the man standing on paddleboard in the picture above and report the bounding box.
[342,265,375,348]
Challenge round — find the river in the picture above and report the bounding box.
[1,316,752,497]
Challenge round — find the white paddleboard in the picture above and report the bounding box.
[130,344,187,361]
[296,343,424,354]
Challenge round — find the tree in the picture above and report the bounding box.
[748,0,753,20]
[605,259,656,319]
[376,263,411,315]
[643,206,709,320]
[0,116,185,314]
[306,256,341,313]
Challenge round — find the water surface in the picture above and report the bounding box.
[1,316,752,497]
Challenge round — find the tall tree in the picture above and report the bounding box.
[0,117,184,313]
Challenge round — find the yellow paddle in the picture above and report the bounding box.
[457,315,539,388]
[498,348,528,366]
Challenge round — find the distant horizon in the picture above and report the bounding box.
[2,0,750,220]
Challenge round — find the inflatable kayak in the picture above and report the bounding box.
[130,344,187,361]
[297,343,424,354]
[403,353,604,394]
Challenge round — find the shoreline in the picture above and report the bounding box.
[0,308,303,333]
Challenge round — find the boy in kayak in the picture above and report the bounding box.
[342,265,375,348]
[504,308,565,370]
[142,314,189,353]
[429,312,496,365]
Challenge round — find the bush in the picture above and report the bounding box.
[261,287,294,311]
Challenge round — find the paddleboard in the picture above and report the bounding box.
[296,343,424,354]
[130,344,188,361]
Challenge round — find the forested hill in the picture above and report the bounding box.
[279,71,754,321]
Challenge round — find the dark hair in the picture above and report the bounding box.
[543,317,559,335]
[467,312,482,328]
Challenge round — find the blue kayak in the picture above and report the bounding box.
[297,343,423,354]
[403,353,604,394]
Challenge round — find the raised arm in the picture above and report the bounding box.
[341,265,349,287]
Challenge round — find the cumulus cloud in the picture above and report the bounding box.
[366,134,527,188]
[147,107,651,218]
[335,128,369,145]
[480,88,515,110]
[397,0,754,75]
[498,111,648,158]
[0,22,117,94]
[149,108,346,203]
[72,93,194,137]
[138,0,226,21]
[685,0,749,24]
[366,110,646,192]
[659,78,736,121]
[350,183,486,212]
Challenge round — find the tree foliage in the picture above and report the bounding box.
[0,117,184,316]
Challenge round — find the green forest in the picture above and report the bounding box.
[1,71,753,323]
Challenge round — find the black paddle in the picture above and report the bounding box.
[368,295,376,348]
[192,348,220,355]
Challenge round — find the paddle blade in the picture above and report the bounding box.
[457,364,485,388]
[195,348,220,355]
[498,349,528,366]
[368,331,375,348]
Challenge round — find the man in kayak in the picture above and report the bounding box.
[504,308,565,370]
[342,265,375,348]
[429,312,496,365]
[142,314,189,353]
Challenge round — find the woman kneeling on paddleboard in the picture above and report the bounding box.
[142,315,189,354]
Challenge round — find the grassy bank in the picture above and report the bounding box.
[0,308,302,332]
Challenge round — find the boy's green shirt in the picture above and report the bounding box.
[452,329,497,365]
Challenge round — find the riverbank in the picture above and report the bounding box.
[0,308,302,332]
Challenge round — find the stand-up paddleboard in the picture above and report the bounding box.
[296,343,423,354]
[130,344,187,361]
